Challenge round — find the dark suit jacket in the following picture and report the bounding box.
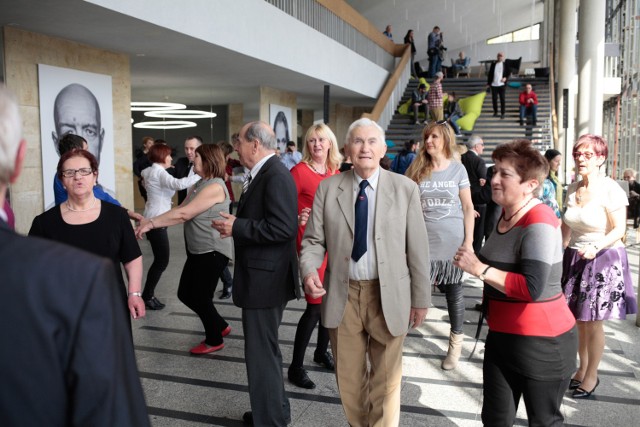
[0,221,150,427]
[487,61,509,85]
[231,155,300,308]
[173,157,192,204]
[461,151,487,203]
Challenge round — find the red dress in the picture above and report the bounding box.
[290,162,338,303]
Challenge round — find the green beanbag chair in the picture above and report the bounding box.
[456,91,486,131]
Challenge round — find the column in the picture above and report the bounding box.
[576,0,606,136]
[557,0,577,184]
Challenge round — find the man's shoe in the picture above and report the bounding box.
[519,120,524,126]
[242,411,290,426]
[220,289,231,299]
[190,342,224,354]
[313,351,335,371]
[151,296,165,308]
[288,367,316,389]
[144,298,163,310]
[493,112,498,117]
[500,114,505,119]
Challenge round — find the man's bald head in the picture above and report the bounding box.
[52,84,104,163]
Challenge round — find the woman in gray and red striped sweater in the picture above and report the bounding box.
[454,139,577,426]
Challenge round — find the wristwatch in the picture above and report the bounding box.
[478,266,492,281]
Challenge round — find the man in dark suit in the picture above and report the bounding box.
[0,85,150,426]
[487,52,508,118]
[212,121,299,426]
[461,135,488,253]
[174,135,202,204]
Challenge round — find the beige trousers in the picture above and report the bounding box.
[328,279,406,427]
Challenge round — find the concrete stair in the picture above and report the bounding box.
[384,77,553,163]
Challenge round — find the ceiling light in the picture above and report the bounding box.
[133,121,197,129]
[144,110,217,119]
[130,102,186,111]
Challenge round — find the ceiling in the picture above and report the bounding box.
[1,0,542,112]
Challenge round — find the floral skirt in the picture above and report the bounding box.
[561,247,637,321]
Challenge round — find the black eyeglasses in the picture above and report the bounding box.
[61,168,94,178]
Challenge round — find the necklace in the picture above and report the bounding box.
[501,197,533,222]
[66,196,97,212]
[308,162,328,176]
[575,181,586,204]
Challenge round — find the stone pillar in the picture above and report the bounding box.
[557,0,577,184]
[577,0,606,137]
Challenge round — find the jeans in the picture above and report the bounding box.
[519,104,538,124]
[449,113,462,134]
[141,227,170,300]
[428,53,442,77]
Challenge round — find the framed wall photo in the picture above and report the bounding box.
[38,64,114,208]
[269,104,292,155]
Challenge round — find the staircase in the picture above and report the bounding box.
[385,77,553,163]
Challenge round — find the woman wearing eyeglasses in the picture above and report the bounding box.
[405,121,474,370]
[561,134,637,399]
[29,149,146,321]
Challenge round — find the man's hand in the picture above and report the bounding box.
[303,273,326,299]
[211,211,236,238]
[409,307,428,329]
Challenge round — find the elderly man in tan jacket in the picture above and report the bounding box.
[300,118,431,427]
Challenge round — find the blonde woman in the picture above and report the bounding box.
[406,122,474,370]
[287,123,342,389]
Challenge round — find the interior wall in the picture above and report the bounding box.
[3,26,132,233]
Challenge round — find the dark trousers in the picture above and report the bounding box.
[482,334,570,427]
[491,85,506,116]
[473,204,486,253]
[413,103,428,122]
[177,251,229,346]
[142,228,170,301]
[243,304,291,426]
[444,283,465,334]
[290,303,330,370]
[220,266,232,292]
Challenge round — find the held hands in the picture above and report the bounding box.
[134,219,153,239]
[211,211,236,238]
[577,244,599,260]
[298,207,311,227]
[303,273,326,299]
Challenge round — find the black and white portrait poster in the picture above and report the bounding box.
[38,64,114,208]
[269,104,292,155]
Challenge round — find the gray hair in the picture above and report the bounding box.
[346,118,385,145]
[0,85,22,185]
[623,168,637,178]
[245,121,277,151]
[467,134,483,149]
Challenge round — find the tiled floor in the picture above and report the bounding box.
[133,225,640,426]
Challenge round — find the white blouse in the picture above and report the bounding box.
[141,163,200,218]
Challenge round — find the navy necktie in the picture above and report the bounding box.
[351,180,369,262]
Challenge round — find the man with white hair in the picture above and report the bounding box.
[0,85,150,426]
[300,118,430,426]
[461,135,488,252]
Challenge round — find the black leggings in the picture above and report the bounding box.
[444,282,465,334]
[177,251,229,346]
[142,227,170,301]
[290,303,329,370]
[482,334,570,426]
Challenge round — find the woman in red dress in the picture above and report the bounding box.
[287,123,342,389]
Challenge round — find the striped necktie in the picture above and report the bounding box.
[242,174,252,193]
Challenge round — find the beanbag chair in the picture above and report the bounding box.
[456,91,486,131]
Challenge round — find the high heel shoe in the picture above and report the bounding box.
[572,378,599,399]
[569,378,582,390]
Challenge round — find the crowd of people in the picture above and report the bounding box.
[1,79,638,426]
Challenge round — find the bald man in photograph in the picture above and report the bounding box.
[51,83,105,163]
